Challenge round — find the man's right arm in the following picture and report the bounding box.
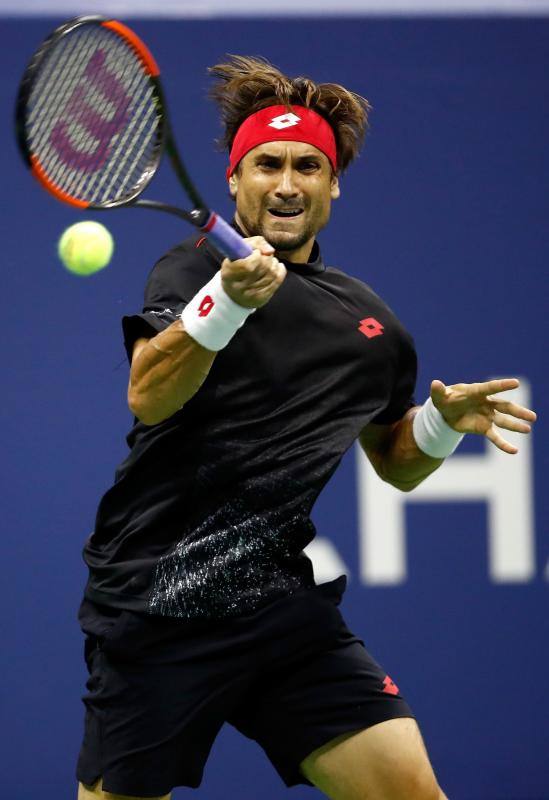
[128,236,286,426]
[128,323,217,426]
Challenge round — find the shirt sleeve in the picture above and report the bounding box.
[122,238,219,364]
[371,328,418,425]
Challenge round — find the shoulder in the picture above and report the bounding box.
[144,233,221,304]
[148,233,220,283]
[324,266,398,314]
[323,265,415,352]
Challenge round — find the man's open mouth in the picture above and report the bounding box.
[268,208,304,218]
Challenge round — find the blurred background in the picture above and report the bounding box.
[2,2,548,798]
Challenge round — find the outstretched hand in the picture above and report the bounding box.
[430,378,536,455]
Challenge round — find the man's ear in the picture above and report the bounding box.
[229,172,238,198]
[330,173,340,200]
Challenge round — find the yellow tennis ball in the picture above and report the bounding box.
[58,221,114,276]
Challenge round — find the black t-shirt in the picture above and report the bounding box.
[82,230,417,622]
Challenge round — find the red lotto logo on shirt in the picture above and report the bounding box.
[359,317,384,339]
[198,295,215,317]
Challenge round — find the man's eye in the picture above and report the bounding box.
[259,161,278,169]
[300,162,319,171]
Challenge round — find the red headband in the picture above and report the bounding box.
[227,105,338,178]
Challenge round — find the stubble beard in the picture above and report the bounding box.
[237,208,316,254]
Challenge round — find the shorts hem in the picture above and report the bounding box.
[76,770,201,797]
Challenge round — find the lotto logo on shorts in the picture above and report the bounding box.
[359,317,384,339]
[268,112,301,130]
[198,295,215,317]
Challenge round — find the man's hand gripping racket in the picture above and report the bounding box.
[15,15,253,261]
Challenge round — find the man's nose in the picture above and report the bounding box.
[274,168,298,199]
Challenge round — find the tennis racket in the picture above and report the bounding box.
[15,15,253,260]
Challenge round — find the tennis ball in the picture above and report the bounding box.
[58,220,114,276]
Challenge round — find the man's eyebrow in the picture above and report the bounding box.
[254,152,282,161]
[252,152,322,162]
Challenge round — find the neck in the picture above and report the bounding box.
[278,238,315,264]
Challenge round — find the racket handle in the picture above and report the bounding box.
[201,212,253,260]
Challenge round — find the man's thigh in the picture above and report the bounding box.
[78,778,171,800]
[300,718,446,800]
[232,616,416,789]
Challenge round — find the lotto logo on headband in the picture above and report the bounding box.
[268,112,301,130]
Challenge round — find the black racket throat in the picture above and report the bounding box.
[164,135,206,212]
[128,198,208,227]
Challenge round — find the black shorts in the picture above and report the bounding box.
[76,577,413,797]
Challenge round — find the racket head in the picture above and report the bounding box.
[15,16,166,210]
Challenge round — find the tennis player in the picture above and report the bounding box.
[76,57,535,800]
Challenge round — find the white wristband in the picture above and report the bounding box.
[412,397,464,459]
[181,272,254,351]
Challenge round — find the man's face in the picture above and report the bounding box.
[229,141,340,262]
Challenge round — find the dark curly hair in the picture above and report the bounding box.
[208,55,371,173]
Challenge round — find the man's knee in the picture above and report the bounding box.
[77,778,171,800]
[390,738,443,800]
[395,765,443,800]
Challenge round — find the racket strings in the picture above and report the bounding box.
[30,33,85,160]
[30,30,108,174]
[96,82,158,201]
[71,46,155,202]
[26,24,160,205]
[34,34,102,184]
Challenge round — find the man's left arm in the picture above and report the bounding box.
[360,378,537,493]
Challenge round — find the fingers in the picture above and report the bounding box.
[493,410,532,434]
[489,399,537,423]
[432,377,537,418]
[440,378,521,401]
[222,236,278,281]
[430,379,447,395]
[221,242,286,308]
[471,378,520,396]
[238,262,286,298]
[221,250,269,280]
[486,405,534,455]
[430,379,451,408]
[485,426,519,455]
[243,235,275,256]
[487,390,537,455]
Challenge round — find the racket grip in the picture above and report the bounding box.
[201,212,253,260]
